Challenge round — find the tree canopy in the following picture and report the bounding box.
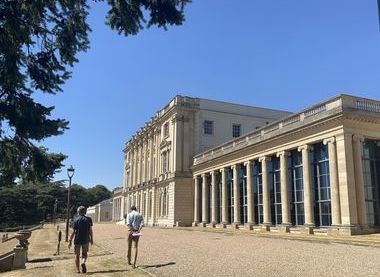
[0,181,112,228]
[0,0,190,186]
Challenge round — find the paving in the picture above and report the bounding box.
[1,225,148,277]
[93,223,380,277]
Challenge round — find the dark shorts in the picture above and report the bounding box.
[74,243,89,256]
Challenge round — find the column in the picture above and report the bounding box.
[220,168,228,226]
[193,176,200,225]
[298,145,314,227]
[149,134,154,180]
[211,170,217,225]
[201,173,209,224]
[277,151,291,226]
[151,187,156,226]
[129,151,134,187]
[133,147,138,186]
[323,137,342,226]
[160,189,164,217]
[352,135,366,226]
[336,133,358,228]
[121,194,125,220]
[232,164,240,226]
[145,190,149,222]
[260,156,271,226]
[244,160,255,226]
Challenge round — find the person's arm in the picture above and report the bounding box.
[89,226,93,245]
[138,216,144,232]
[68,229,76,248]
[126,213,132,231]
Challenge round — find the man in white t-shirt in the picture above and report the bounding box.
[126,206,144,268]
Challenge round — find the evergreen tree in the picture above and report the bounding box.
[0,0,190,186]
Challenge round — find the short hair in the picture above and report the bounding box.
[77,206,86,215]
[131,205,137,211]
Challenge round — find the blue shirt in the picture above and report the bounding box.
[73,215,93,245]
[127,210,144,231]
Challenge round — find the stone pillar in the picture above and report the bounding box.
[149,134,154,180]
[352,135,367,227]
[244,160,254,229]
[13,246,27,269]
[220,168,228,227]
[129,151,134,187]
[232,164,241,227]
[298,145,315,232]
[134,147,138,186]
[201,173,209,226]
[260,156,271,230]
[145,190,149,222]
[192,176,200,226]
[323,137,342,227]
[151,188,156,226]
[277,151,291,230]
[336,133,359,233]
[211,170,217,226]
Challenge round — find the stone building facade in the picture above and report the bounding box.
[87,199,113,223]
[122,95,291,227]
[192,94,380,235]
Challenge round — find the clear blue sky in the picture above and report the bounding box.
[36,0,380,190]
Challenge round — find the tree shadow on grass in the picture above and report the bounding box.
[86,269,129,275]
[140,262,176,269]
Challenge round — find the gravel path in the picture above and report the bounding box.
[93,224,380,277]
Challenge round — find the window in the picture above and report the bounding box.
[362,140,380,226]
[232,124,241,138]
[161,150,170,173]
[312,143,332,227]
[270,157,282,225]
[289,150,304,226]
[203,120,214,135]
[253,161,264,224]
[163,122,169,138]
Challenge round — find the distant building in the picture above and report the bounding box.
[86,199,113,223]
[121,95,291,227]
[112,187,125,222]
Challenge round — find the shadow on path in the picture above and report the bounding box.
[140,262,176,269]
[86,269,129,275]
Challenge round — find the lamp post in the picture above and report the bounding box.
[65,165,75,242]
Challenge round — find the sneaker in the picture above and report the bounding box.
[81,263,87,273]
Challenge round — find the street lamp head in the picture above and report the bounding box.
[67,165,75,178]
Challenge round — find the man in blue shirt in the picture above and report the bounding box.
[126,205,144,268]
[69,206,93,274]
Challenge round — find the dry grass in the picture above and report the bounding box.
[2,224,148,277]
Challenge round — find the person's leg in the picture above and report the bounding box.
[74,245,80,273]
[81,244,89,273]
[133,237,140,268]
[127,234,133,265]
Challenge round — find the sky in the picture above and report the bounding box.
[36,0,380,190]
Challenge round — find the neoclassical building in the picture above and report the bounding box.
[121,95,291,226]
[192,94,380,235]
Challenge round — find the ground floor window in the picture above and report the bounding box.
[253,161,263,224]
[270,156,282,225]
[240,165,248,224]
[312,143,332,227]
[362,140,380,226]
[216,172,222,223]
[289,150,305,226]
[207,175,212,223]
[227,168,234,223]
